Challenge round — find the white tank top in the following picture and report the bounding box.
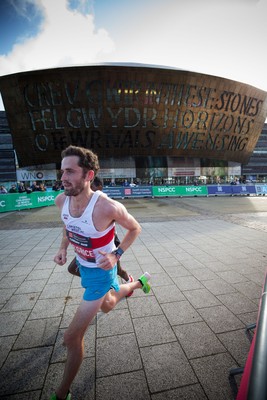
[61,190,116,268]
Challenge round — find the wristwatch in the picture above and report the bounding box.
[112,247,124,260]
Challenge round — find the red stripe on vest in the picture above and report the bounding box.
[91,226,115,249]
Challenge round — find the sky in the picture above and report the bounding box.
[0,0,267,111]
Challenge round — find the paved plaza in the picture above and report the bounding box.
[1,196,267,399]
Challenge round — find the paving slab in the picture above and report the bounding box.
[1,196,267,399]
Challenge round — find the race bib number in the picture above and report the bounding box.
[66,230,95,263]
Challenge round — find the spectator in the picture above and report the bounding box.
[18,182,26,193]
[0,185,7,194]
[39,183,47,192]
[52,181,61,191]
[31,181,40,191]
[25,186,32,194]
[9,184,17,193]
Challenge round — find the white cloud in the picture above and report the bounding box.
[104,0,267,91]
[0,0,267,112]
[0,0,114,76]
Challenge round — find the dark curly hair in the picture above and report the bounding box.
[61,145,100,177]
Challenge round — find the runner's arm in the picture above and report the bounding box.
[54,193,69,265]
[54,226,69,265]
[98,200,141,270]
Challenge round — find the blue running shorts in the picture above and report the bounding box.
[77,260,120,301]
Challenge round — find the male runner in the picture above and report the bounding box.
[50,145,151,400]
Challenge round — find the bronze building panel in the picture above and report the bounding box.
[0,64,267,167]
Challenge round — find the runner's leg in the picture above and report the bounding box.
[54,297,104,399]
[101,273,151,313]
[116,259,130,281]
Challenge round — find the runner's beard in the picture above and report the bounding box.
[63,181,85,196]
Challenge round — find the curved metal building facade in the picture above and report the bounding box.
[0,64,267,169]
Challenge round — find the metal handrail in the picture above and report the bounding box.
[247,274,267,400]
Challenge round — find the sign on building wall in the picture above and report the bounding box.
[228,161,242,176]
[0,65,267,167]
[16,169,57,181]
[98,168,136,179]
[168,156,201,177]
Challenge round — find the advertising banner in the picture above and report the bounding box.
[231,185,256,195]
[208,185,234,195]
[103,187,124,198]
[0,191,62,213]
[177,186,208,197]
[103,186,153,198]
[153,186,180,197]
[123,186,153,197]
[0,184,261,213]
[255,185,267,195]
[153,185,208,197]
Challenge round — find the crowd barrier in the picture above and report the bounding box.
[103,184,267,198]
[0,191,62,213]
[0,184,266,213]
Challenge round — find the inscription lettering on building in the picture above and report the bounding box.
[0,66,266,166]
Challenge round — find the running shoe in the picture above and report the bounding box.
[138,272,151,294]
[125,274,134,297]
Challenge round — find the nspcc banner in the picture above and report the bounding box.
[0,191,62,213]
[153,185,208,197]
